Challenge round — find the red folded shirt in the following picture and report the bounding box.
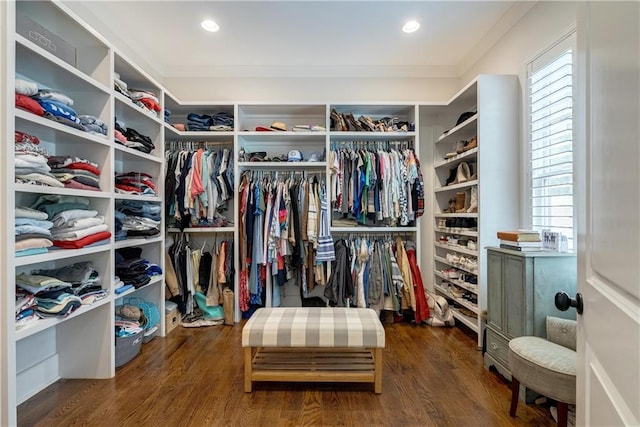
[139,97,161,112]
[15,94,44,116]
[53,231,111,249]
[65,162,101,176]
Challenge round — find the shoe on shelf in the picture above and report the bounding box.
[467,240,477,251]
[467,186,478,213]
[452,162,471,185]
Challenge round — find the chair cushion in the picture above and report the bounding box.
[509,336,576,404]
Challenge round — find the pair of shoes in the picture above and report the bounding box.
[467,186,478,213]
[451,162,472,185]
[331,109,347,131]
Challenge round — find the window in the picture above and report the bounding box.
[527,33,576,250]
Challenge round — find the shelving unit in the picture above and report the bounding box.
[3,2,166,424]
[420,75,519,347]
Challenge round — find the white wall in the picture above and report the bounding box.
[163,76,458,103]
[459,1,578,226]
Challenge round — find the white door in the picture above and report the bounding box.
[576,2,640,426]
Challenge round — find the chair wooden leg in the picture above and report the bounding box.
[557,402,568,427]
[509,376,520,417]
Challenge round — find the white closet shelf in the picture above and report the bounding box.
[114,93,163,126]
[15,184,111,199]
[166,227,235,233]
[433,283,479,313]
[330,226,417,233]
[435,114,478,145]
[114,144,162,164]
[238,131,326,139]
[164,125,234,141]
[434,271,479,295]
[15,109,112,147]
[237,161,326,169]
[434,227,478,237]
[434,148,478,169]
[434,179,479,192]
[113,235,163,249]
[450,309,479,332]
[434,212,478,219]
[115,194,161,202]
[329,131,415,140]
[15,296,111,341]
[14,244,111,267]
[15,35,111,95]
[434,242,478,256]
[114,275,164,300]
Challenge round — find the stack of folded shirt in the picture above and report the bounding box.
[114,119,155,153]
[114,72,129,98]
[15,130,62,188]
[32,88,86,131]
[78,115,108,136]
[117,200,161,238]
[186,112,234,131]
[15,289,38,328]
[16,273,82,318]
[48,155,101,191]
[115,247,151,288]
[32,261,104,299]
[128,88,161,117]
[115,171,156,196]
[30,195,111,249]
[114,210,127,241]
[15,206,54,257]
[164,108,171,123]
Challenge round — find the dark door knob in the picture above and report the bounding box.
[555,291,584,315]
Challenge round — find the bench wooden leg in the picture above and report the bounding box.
[373,348,382,394]
[244,347,253,392]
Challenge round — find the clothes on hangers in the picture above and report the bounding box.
[237,171,334,316]
[329,143,424,227]
[165,143,234,230]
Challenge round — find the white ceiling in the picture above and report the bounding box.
[66,1,533,79]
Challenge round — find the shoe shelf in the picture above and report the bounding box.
[14,184,112,199]
[15,296,111,342]
[434,179,478,193]
[434,271,479,295]
[450,308,479,332]
[435,114,477,145]
[166,227,235,234]
[434,255,478,276]
[433,283,479,313]
[434,212,478,219]
[434,147,478,169]
[435,227,478,238]
[434,242,478,257]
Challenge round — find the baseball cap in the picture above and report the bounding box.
[288,150,303,162]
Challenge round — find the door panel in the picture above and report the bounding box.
[578,2,640,426]
[504,255,526,338]
[487,250,503,331]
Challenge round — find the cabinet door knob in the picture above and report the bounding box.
[555,291,584,315]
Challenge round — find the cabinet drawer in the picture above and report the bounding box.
[486,328,511,367]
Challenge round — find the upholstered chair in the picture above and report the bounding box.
[508,316,577,427]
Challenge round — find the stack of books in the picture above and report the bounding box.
[496,230,542,251]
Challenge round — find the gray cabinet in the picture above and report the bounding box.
[484,247,577,379]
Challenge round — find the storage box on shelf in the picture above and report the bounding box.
[422,75,519,347]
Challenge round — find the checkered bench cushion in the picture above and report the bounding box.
[242,307,385,348]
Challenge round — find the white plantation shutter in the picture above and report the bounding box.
[528,33,575,250]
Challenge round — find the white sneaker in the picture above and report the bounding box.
[467,240,477,251]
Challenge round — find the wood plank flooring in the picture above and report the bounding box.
[18,321,556,426]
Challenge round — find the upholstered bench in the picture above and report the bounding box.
[242,307,385,393]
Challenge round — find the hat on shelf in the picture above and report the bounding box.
[287,149,303,162]
[455,111,477,126]
[270,121,287,131]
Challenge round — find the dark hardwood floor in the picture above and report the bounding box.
[18,320,555,426]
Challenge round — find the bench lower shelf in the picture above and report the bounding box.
[244,347,383,393]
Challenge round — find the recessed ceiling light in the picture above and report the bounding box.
[402,20,420,33]
[201,19,220,32]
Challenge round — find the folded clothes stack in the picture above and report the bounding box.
[128,88,161,118]
[164,108,171,123]
[114,72,129,98]
[114,119,155,153]
[15,289,38,328]
[116,200,161,238]
[15,78,108,136]
[115,171,156,196]
[186,112,234,131]
[15,206,53,257]
[15,273,82,318]
[14,130,61,188]
[115,247,162,289]
[30,195,111,249]
[49,155,101,191]
[32,261,107,302]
